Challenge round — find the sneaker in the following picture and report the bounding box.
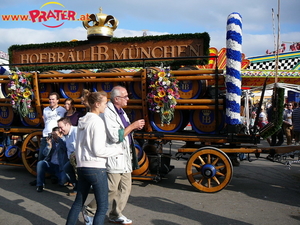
[29,180,37,186]
[36,186,44,192]
[82,207,94,225]
[109,215,132,224]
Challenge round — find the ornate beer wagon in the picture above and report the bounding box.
[1,10,298,193]
[1,62,291,193]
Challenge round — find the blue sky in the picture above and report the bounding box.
[0,0,299,58]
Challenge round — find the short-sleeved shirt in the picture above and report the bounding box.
[42,106,66,137]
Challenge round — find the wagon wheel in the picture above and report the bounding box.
[186,147,233,193]
[21,130,42,176]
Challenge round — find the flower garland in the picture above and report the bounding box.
[146,68,180,126]
[7,71,33,117]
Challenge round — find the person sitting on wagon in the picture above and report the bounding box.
[57,117,78,196]
[64,98,83,126]
[39,92,66,161]
[34,127,69,192]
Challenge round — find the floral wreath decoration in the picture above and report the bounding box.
[146,68,180,126]
[7,71,34,118]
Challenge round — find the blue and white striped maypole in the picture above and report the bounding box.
[226,12,242,128]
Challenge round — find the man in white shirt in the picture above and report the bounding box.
[39,92,66,161]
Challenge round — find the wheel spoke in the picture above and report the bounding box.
[212,176,220,185]
[212,157,219,166]
[207,178,211,188]
[29,139,38,149]
[192,163,201,169]
[30,160,37,167]
[25,146,37,153]
[191,171,202,176]
[207,154,211,164]
[25,155,33,160]
[216,171,225,177]
[198,155,205,165]
[215,164,225,170]
[197,177,204,185]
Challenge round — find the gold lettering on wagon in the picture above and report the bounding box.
[14,38,204,66]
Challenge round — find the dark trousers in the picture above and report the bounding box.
[270,128,284,146]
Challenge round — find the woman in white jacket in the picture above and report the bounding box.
[66,91,122,225]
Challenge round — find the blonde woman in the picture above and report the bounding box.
[66,91,122,225]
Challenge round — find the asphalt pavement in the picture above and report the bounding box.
[0,140,300,225]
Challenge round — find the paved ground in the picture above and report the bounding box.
[0,140,300,225]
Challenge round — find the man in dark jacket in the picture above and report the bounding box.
[35,127,69,192]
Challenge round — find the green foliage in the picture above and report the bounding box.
[260,87,284,139]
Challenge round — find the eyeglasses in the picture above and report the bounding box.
[117,95,129,99]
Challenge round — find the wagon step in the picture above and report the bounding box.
[132,174,162,182]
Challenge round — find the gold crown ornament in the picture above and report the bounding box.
[83,7,119,42]
[202,110,211,116]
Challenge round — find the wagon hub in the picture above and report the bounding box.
[201,164,216,178]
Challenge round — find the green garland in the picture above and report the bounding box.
[12,59,208,72]
[260,87,284,139]
[8,32,210,71]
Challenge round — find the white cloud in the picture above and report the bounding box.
[0,0,299,59]
[0,27,168,52]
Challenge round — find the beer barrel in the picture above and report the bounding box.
[93,68,124,98]
[124,109,143,122]
[39,82,53,99]
[132,144,149,176]
[129,82,141,99]
[59,70,89,99]
[128,67,160,99]
[40,70,64,98]
[178,66,207,99]
[0,106,14,126]
[190,109,225,134]
[5,145,21,163]
[0,144,6,161]
[60,82,85,99]
[1,82,9,97]
[20,107,42,127]
[150,110,189,133]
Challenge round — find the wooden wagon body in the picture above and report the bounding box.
[0,61,297,193]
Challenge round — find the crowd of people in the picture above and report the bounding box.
[30,86,145,225]
[250,101,300,146]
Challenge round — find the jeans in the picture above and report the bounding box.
[66,167,108,225]
[63,161,77,191]
[38,138,47,161]
[36,160,68,186]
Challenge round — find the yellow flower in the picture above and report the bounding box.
[158,90,166,97]
[158,72,165,77]
[158,102,164,107]
[23,91,31,98]
[154,96,161,103]
[163,111,170,116]
[12,74,18,81]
